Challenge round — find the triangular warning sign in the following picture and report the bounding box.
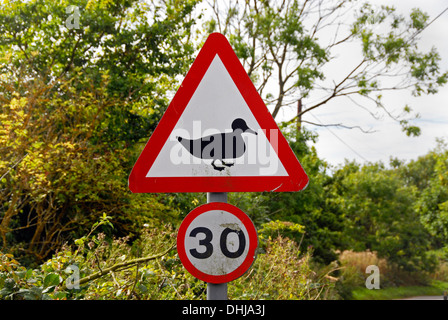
[129,33,309,193]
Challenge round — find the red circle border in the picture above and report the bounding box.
[177,202,258,284]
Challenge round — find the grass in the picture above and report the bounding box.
[338,250,448,300]
[351,280,448,300]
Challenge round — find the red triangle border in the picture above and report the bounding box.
[129,33,309,193]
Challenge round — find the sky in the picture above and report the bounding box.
[277,0,448,168]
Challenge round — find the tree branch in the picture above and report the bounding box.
[59,243,176,291]
[298,119,376,133]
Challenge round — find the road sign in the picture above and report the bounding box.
[177,202,258,284]
[129,32,308,193]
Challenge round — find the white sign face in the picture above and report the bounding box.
[146,55,288,178]
[129,33,309,193]
[184,209,249,276]
[177,203,258,284]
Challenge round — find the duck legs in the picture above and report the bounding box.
[211,159,235,171]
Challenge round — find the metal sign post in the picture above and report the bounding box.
[177,195,258,300]
[206,192,228,300]
[129,33,309,302]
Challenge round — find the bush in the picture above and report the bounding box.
[335,249,438,299]
[231,236,337,300]
[258,220,305,246]
[0,219,337,300]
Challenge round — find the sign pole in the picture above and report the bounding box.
[206,192,228,300]
[177,199,257,300]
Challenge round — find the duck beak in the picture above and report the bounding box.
[245,128,258,135]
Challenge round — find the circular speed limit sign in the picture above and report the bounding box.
[177,202,258,284]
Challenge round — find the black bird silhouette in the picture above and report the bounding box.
[176,118,258,171]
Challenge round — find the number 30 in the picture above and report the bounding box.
[189,227,246,259]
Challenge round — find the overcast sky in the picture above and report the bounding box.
[279,0,448,168]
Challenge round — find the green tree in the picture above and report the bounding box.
[410,142,448,248]
[0,0,199,263]
[0,0,198,145]
[250,127,347,264]
[330,160,435,272]
[205,0,447,135]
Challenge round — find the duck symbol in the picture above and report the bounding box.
[176,118,258,171]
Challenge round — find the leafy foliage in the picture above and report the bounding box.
[329,160,437,273]
[0,0,199,263]
[411,141,448,247]
[0,221,335,300]
[256,127,347,264]
[205,0,447,134]
[1,0,448,300]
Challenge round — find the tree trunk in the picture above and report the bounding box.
[297,99,302,132]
